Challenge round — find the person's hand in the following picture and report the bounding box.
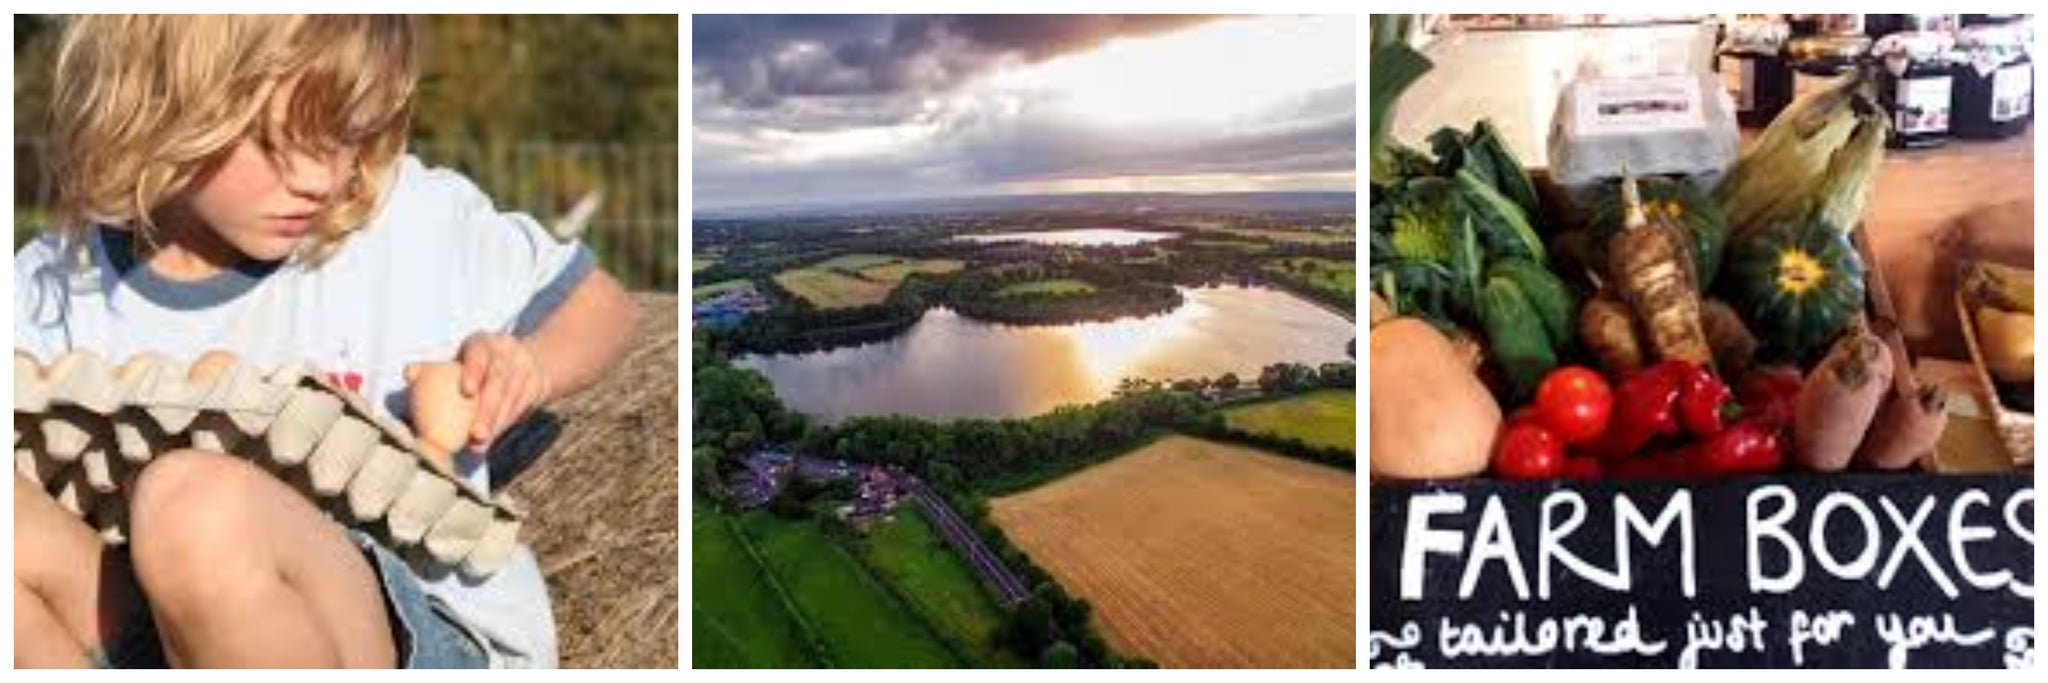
[455,332,552,453]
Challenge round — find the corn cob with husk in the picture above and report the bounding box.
[1717,65,1890,237]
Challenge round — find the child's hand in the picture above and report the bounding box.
[456,332,552,453]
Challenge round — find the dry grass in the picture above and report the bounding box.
[773,256,963,309]
[990,435,1355,668]
[772,268,896,309]
[506,292,679,669]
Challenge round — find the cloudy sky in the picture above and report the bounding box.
[692,15,1356,212]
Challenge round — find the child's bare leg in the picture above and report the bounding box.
[129,450,397,668]
[13,475,125,668]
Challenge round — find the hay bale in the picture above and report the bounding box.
[506,292,678,669]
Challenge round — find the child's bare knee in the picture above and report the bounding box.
[129,449,246,522]
[15,474,44,513]
[14,475,97,578]
[129,450,260,590]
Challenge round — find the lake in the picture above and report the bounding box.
[953,228,1178,246]
[736,285,1355,423]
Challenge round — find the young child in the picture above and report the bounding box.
[13,15,639,668]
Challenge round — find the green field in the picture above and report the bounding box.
[858,507,1024,668]
[774,253,965,309]
[1266,258,1355,300]
[1222,390,1356,453]
[693,257,716,272]
[692,279,752,302]
[1187,239,1272,253]
[994,278,1097,298]
[736,512,961,667]
[1184,222,1353,245]
[859,259,965,284]
[692,503,819,668]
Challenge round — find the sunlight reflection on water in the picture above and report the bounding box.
[735,285,1353,423]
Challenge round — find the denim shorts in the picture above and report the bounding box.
[94,530,487,669]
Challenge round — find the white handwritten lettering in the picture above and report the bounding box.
[1873,612,1996,669]
[1747,485,1803,593]
[1401,493,1466,600]
[1788,609,1856,666]
[1617,491,1697,598]
[1948,489,2012,594]
[2003,490,2034,599]
[1459,496,1530,600]
[1677,608,1769,668]
[1877,496,1959,598]
[1540,492,1626,598]
[1810,492,1881,579]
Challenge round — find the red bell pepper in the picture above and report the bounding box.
[1589,361,1689,459]
[1697,418,1785,476]
[1737,366,1802,428]
[1678,364,1740,437]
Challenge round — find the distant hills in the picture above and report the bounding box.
[693,191,1355,219]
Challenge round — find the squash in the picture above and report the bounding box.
[1370,318,1501,480]
[1370,292,1395,327]
[1719,220,1867,365]
[1974,307,2035,383]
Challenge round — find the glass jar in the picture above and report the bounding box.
[1951,20,2033,139]
[1875,31,1958,148]
[1719,16,1794,127]
[1785,33,1872,99]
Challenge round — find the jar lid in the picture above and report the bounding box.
[1786,34,1871,63]
[1957,22,2029,75]
[1903,15,1960,34]
[1874,32,1958,75]
[1723,17,1791,53]
[1873,31,1956,60]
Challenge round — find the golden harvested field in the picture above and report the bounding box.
[990,435,1354,668]
[772,268,895,309]
[772,255,963,309]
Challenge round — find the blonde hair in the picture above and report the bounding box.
[46,15,420,264]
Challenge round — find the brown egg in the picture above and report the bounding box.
[404,362,476,474]
[188,350,239,381]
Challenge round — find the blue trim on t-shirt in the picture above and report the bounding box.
[511,245,597,335]
[97,227,283,311]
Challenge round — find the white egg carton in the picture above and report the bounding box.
[14,350,524,578]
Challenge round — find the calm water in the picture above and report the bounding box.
[953,228,1178,246]
[736,286,1354,423]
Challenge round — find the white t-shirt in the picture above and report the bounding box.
[15,154,595,668]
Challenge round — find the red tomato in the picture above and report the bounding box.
[1494,422,1565,480]
[1535,366,1614,445]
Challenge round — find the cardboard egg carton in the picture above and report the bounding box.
[14,349,524,578]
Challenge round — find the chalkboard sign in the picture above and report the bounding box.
[1369,474,2034,668]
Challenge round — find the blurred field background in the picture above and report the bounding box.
[12,15,681,669]
[14,14,680,292]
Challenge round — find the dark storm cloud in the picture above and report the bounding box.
[690,15,1354,211]
[693,14,1215,108]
